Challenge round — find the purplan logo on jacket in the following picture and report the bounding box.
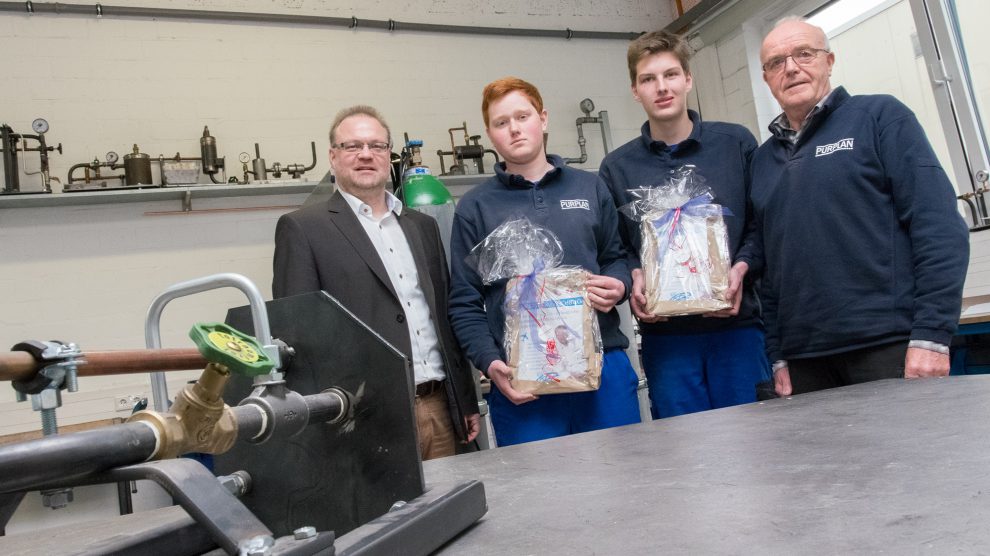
[814,137,854,157]
[560,199,590,210]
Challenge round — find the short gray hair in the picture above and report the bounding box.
[772,14,830,50]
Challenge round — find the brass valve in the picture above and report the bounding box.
[126,323,274,460]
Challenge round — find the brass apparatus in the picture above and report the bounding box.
[127,362,238,460]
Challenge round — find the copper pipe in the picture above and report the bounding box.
[0,348,207,383]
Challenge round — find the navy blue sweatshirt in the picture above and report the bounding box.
[448,155,632,375]
[599,111,762,335]
[751,87,969,362]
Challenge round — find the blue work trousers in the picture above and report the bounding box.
[641,326,770,418]
[489,349,641,447]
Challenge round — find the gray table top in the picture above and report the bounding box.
[424,376,990,554]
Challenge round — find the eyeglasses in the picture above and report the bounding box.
[762,48,830,74]
[332,141,391,155]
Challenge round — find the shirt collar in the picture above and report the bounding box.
[494,154,565,189]
[339,189,403,219]
[768,88,837,143]
[639,109,702,153]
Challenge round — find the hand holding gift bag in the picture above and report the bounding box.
[467,218,603,395]
[620,165,733,317]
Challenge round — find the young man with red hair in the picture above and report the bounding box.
[448,77,641,447]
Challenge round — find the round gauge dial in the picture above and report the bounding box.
[106,151,119,165]
[31,118,49,134]
[579,98,595,114]
[238,152,251,163]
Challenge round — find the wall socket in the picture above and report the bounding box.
[113,394,145,413]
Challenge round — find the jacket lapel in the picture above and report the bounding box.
[326,191,399,300]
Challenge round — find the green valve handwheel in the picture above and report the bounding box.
[189,322,274,376]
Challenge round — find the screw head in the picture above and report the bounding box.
[293,526,317,540]
[41,488,73,509]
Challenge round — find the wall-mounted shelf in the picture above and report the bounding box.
[0,181,318,210]
[0,172,499,211]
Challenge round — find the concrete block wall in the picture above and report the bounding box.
[0,0,674,191]
[0,0,675,438]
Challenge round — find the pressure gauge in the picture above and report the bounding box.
[579,98,595,114]
[238,152,251,163]
[106,151,119,165]
[31,118,49,134]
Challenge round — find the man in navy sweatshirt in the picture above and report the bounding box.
[599,30,770,418]
[753,17,969,396]
[448,77,641,446]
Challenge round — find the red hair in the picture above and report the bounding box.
[481,77,544,128]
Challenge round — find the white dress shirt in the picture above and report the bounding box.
[339,190,447,384]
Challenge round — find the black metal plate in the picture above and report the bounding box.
[219,291,423,538]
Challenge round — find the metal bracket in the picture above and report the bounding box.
[929,60,952,86]
[98,459,277,554]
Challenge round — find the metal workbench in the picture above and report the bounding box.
[425,376,990,554]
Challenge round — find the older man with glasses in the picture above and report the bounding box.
[272,105,480,460]
[750,17,969,397]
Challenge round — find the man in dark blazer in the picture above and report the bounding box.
[273,105,479,459]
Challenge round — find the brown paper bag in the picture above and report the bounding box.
[642,211,731,316]
[503,268,603,394]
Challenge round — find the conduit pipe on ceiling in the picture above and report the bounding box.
[0,1,643,41]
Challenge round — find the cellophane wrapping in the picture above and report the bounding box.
[468,218,603,394]
[619,166,732,316]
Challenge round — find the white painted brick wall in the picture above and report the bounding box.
[0,196,308,436]
[0,1,673,192]
[0,2,672,438]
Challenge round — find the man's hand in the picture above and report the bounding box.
[774,364,793,397]
[587,274,626,313]
[630,268,667,323]
[462,413,481,443]
[488,360,538,405]
[904,347,950,378]
[705,261,748,318]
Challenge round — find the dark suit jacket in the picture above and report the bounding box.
[272,191,479,442]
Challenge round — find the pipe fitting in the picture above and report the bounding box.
[238,384,310,444]
[127,362,239,459]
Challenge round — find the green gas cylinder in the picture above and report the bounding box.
[402,165,453,207]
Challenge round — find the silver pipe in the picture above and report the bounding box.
[562,121,589,165]
[144,273,278,411]
[0,2,641,41]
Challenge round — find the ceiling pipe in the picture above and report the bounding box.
[0,1,643,41]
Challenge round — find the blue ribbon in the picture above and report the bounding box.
[651,195,732,268]
[510,259,582,376]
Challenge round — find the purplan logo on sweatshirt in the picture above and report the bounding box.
[815,137,855,157]
[560,199,590,210]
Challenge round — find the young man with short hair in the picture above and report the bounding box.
[448,77,641,447]
[599,31,770,418]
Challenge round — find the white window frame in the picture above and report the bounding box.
[909,0,990,228]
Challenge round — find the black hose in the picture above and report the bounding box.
[0,422,158,494]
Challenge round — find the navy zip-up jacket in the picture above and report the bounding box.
[448,155,632,375]
[599,111,762,335]
[751,87,969,362]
